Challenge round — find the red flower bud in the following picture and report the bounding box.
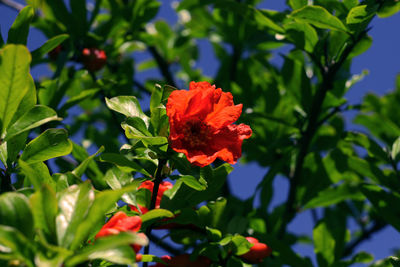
[150,254,211,267]
[129,181,173,214]
[82,47,107,71]
[240,237,272,263]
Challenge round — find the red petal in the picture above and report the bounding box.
[114,216,142,232]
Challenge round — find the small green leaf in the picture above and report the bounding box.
[377,0,400,18]
[231,235,253,256]
[288,0,307,10]
[100,153,151,177]
[58,88,100,113]
[56,182,94,248]
[254,9,284,33]
[180,175,207,191]
[390,257,400,267]
[31,34,69,63]
[105,96,149,125]
[0,192,34,239]
[104,167,138,205]
[65,232,147,266]
[313,221,335,266]
[0,45,31,135]
[20,128,73,164]
[391,137,400,162]
[19,161,56,190]
[346,5,377,31]
[141,209,174,226]
[0,225,35,266]
[290,5,348,32]
[5,105,59,141]
[7,6,34,45]
[72,146,104,178]
[284,21,318,53]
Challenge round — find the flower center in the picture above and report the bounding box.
[181,120,211,149]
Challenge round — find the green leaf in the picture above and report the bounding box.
[58,88,100,114]
[105,96,149,125]
[288,0,307,10]
[31,34,69,63]
[391,136,400,162]
[19,160,56,190]
[0,192,34,239]
[30,184,58,244]
[9,75,36,127]
[254,9,284,33]
[231,235,253,256]
[284,21,318,53]
[377,0,400,18]
[100,153,151,177]
[72,146,104,178]
[346,5,377,31]
[390,257,400,267]
[20,128,73,164]
[180,175,207,191]
[313,221,335,267]
[104,167,138,205]
[360,184,400,231]
[304,183,364,209]
[70,184,141,250]
[65,232,147,266]
[141,209,174,227]
[344,132,388,161]
[0,225,35,267]
[5,105,59,141]
[7,6,34,45]
[290,5,348,32]
[0,45,31,135]
[56,182,94,248]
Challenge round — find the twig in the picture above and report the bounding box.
[0,0,24,11]
[148,46,177,88]
[342,221,386,257]
[147,232,183,256]
[143,158,167,267]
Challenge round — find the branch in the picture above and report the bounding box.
[147,232,183,256]
[148,46,177,88]
[278,31,369,238]
[342,221,386,258]
[0,0,24,11]
[143,158,167,267]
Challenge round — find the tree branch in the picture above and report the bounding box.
[148,46,177,88]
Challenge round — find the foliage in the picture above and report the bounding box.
[0,0,399,266]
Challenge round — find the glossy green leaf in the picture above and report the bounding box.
[284,21,318,53]
[7,6,34,45]
[72,146,104,178]
[9,75,36,126]
[231,235,253,256]
[65,232,147,266]
[19,160,55,190]
[288,0,307,10]
[0,192,34,239]
[0,132,28,167]
[141,209,174,227]
[105,96,149,125]
[20,128,73,164]
[5,105,59,141]
[304,183,364,209]
[254,9,284,33]
[346,5,377,31]
[30,184,58,243]
[0,45,31,135]
[104,167,138,205]
[180,175,207,191]
[100,153,151,177]
[313,221,335,267]
[391,136,400,162]
[31,34,69,63]
[290,5,348,32]
[377,0,400,18]
[70,184,140,250]
[56,182,94,248]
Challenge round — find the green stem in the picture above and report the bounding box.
[143,158,167,267]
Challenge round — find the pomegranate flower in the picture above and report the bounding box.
[95,211,146,254]
[82,47,107,72]
[240,237,272,263]
[166,81,252,167]
[129,181,173,214]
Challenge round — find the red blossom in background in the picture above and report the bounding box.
[82,47,107,72]
[129,181,173,214]
[240,237,272,263]
[95,211,145,256]
[166,81,252,167]
[150,254,211,267]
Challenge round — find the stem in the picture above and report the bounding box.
[147,232,183,256]
[148,46,177,88]
[342,221,386,257]
[278,31,368,238]
[143,158,167,267]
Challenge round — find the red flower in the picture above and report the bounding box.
[150,254,211,267]
[82,47,107,71]
[95,211,145,253]
[240,237,272,263]
[166,81,252,167]
[129,181,173,214]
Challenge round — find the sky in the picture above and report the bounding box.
[0,0,399,266]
